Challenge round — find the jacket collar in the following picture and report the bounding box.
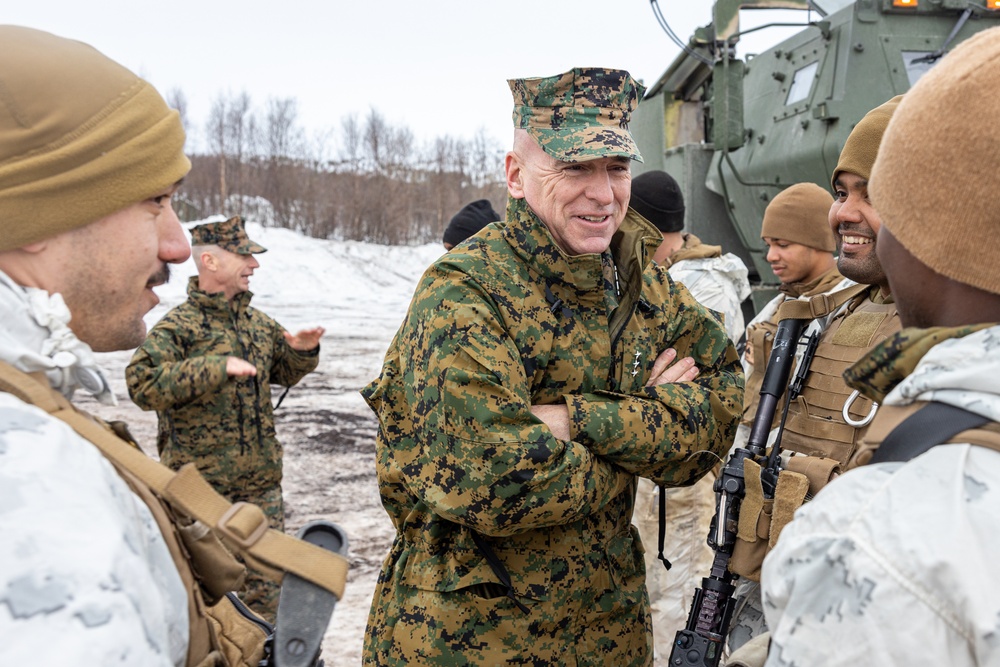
[845,323,995,404]
[187,275,253,313]
[664,233,722,267]
[501,196,661,292]
[780,265,845,299]
[0,268,114,404]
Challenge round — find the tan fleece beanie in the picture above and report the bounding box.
[832,95,903,188]
[871,27,1000,296]
[761,182,836,252]
[0,26,190,252]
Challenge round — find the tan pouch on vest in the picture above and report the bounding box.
[729,459,810,581]
[742,323,779,425]
[199,594,271,667]
[730,459,771,581]
[784,455,841,498]
[177,518,247,604]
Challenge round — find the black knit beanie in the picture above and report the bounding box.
[443,199,500,247]
[629,170,685,232]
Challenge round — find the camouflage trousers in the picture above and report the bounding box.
[229,484,285,624]
[633,473,717,666]
[726,578,767,656]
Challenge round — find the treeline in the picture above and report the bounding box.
[167,90,508,245]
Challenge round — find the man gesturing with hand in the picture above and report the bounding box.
[126,215,323,622]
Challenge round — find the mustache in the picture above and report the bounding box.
[836,222,872,235]
[147,264,171,288]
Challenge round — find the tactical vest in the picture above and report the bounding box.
[729,397,1000,584]
[780,290,900,466]
[0,361,348,667]
[741,278,860,428]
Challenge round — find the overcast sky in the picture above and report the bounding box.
[7,1,808,152]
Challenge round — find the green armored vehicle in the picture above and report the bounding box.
[632,0,1000,309]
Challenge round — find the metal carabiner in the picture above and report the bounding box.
[843,389,878,427]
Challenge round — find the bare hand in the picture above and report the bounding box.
[645,347,699,387]
[226,357,257,377]
[530,403,571,441]
[284,326,325,351]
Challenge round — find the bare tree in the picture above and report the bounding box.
[166,88,189,134]
[336,114,364,239]
[206,95,229,213]
[225,91,256,218]
[187,95,506,244]
[299,127,337,238]
[262,97,304,227]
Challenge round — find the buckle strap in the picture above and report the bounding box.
[776,283,868,322]
[217,502,270,549]
[807,293,837,319]
[0,360,349,601]
[0,363,63,412]
[873,401,991,464]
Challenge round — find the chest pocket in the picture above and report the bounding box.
[609,299,662,394]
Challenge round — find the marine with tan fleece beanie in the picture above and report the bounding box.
[0,25,203,667]
[756,27,1000,667]
[871,29,1000,297]
[0,25,190,252]
[726,94,905,662]
[761,182,836,254]
[777,92,903,469]
[740,183,843,428]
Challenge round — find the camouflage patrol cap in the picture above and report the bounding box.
[509,67,646,162]
[189,216,267,255]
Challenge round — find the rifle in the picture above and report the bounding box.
[261,520,350,667]
[668,317,806,667]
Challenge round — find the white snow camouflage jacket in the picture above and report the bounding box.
[762,324,1000,666]
[0,269,188,666]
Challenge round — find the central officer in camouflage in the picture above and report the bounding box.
[361,67,743,666]
[125,216,324,621]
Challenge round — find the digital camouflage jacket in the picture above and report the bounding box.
[126,277,318,495]
[361,197,743,666]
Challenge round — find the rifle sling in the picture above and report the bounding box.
[0,360,348,601]
[872,401,991,464]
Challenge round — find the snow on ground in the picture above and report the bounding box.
[79,220,444,666]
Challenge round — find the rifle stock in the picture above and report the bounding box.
[267,520,350,667]
[667,318,805,666]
